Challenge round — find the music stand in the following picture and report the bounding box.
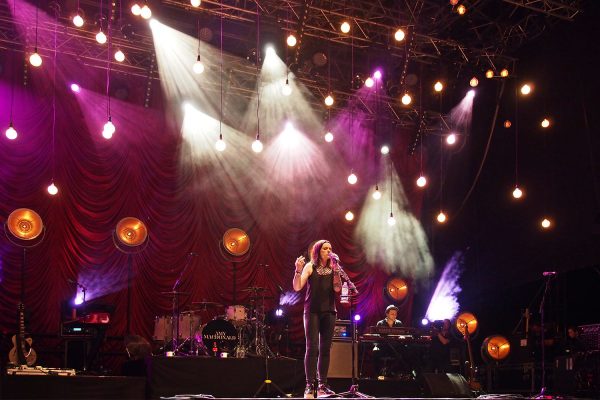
[335,293,373,399]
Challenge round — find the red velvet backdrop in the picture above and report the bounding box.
[0,49,425,358]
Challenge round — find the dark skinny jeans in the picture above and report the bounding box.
[304,311,336,385]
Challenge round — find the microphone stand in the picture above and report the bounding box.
[170,253,196,355]
[535,273,555,398]
[331,260,372,398]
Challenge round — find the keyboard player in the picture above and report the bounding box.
[373,305,403,377]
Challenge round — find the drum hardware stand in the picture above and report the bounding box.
[167,253,197,356]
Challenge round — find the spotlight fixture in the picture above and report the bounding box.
[434,81,443,92]
[482,335,511,362]
[340,21,351,33]
[485,70,494,79]
[380,145,390,155]
[191,0,201,7]
[446,133,457,145]
[437,211,447,223]
[29,51,42,67]
[47,182,58,196]
[394,28,405,42]
[96,30,107,44]
[73,14,84,27]
[520,84,532,95]
[469,77,479,87]
[193,55,205,74]
[222,228,250,256]
[5,123,18,140]
[347,172,358,185]
[512,186,523,199]
[324,94,334,106]
[541,218,551,229]
[345,211,354,221]
[416,175,427,188]
[384,276,409,303]
[372,185,382,200]
[140,3,152,19]
[286,34,297,47]
[401,93,412,105]
[114,50,125,62]
[457,4,467,14]
[500,68,509,78]
[541,118,550,128]
[365,77,374,88]
[455,312,478,336]
[324,131,334,142]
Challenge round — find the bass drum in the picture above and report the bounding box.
[200,319,238,356]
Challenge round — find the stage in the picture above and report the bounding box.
[2,355,597,399]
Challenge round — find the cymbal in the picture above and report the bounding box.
[241,286,266,292]
[190,301,224,308]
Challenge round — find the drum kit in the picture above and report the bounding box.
[153,287,275,358]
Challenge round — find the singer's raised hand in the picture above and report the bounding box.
[295,255,305,272]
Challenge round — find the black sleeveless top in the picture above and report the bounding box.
[304,262,336,314]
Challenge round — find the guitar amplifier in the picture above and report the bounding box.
[579,324,600,350]
[61,322,99,337]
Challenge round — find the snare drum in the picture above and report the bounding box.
[200,319,238,355]
[225,305,247,326]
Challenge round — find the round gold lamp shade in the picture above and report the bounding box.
[384,277,409,303]
[482,335,511,362]
[455,311,478,336]
[7,208,44,241]
[223,228,250,256]
[115,217,148,247]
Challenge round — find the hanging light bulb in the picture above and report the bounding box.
[73,14,84,27]
[401,93,412,105]
[469,77,479,87]
[380,145,390,155]
[103,117,115,139]
[437,211,447,223]
[416,175,427,187]
[504,120,512,128]
[521,84,532,95]
[324,94,334,106]
[193,55,205,74]
[96,30,107,44]
[372,185,382,200]
[387,212,396,226]
[541,218,551,229]
[394,28,405,42]
[500,68,509,78]
[446,133,457,145]
[252,135,263,153]
[485,69,494,79]
[434,81,443,92]
[216,134,226,152]
[286,34,297,47]
[345,211,354,221]
[340,21,351,33]
[191,0,201,7]
[114,50,125,62]
[365,77,374,88]
[541,118,550,128]
[47,182,58,196]
[29,50,42,67]
[457,4,467,15]
[140,4,152,19]
[5,123,18,140]
[347,172,358,185]
[131,3,142,15]
[282,78,292,96]
[324,131,334,142]
[512,186,523,199]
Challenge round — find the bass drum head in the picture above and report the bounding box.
[200,319,237,355]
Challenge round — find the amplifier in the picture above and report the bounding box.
[579,323,600,350]
[333,320,353,340]
[61,322,99,337]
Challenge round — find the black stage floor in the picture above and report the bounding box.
[1,356,596,399]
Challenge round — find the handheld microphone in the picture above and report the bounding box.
[328,252,340,262]
[543,271,556,277]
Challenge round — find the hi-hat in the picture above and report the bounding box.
[115,217,148,247]
[7,208,43,240]
[223,228,250,256]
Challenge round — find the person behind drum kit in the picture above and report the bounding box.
[293,240,342,399]
[373,305,403,377]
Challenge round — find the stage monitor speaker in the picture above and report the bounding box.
[328,340,358,378]
[65,339,89,371]
[421,372,472,398]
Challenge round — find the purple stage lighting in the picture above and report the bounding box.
[353,314,361,322]
[373,70,382,80]
[421,318,429,326]
[70,83,81,93]
[425,251,464,321]
[275,308,284,317]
